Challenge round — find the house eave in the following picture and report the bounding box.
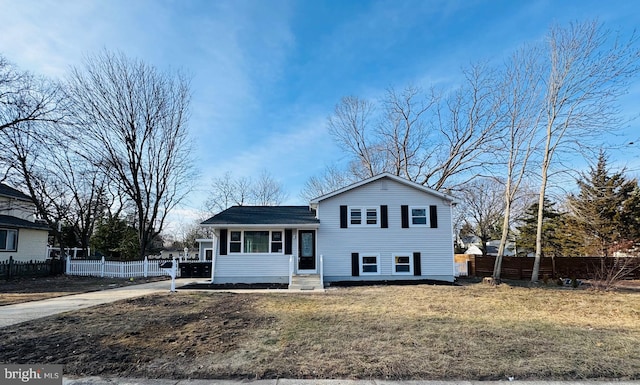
[200,223,320,229]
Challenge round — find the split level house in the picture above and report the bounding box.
[0,184,50,262]
[197,173,456,287]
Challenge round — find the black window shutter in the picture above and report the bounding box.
[219,229,228,255]
[284,229,292,255]
[340,205,348,228]
[413,252,421,276]
[401,205,409,228]
[351,252,360,276]
[381,205,388,228]
[430,205,438,228]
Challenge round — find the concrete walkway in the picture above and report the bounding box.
[0,278,195,328]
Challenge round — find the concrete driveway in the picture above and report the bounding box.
[0,278,195,328]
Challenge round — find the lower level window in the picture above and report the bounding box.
[360,254,380,274]
[0,229,17,251]
[393,253,413,275]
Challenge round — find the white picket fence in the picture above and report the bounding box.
[65,256,177,278]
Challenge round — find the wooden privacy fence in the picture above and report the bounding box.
[471,255,640,280]
[0,256,65,280]
[65,256,176,278]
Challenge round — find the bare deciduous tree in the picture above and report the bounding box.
[324,68,504,192]
[459,178,506,256]
[1,116,115,255]
[327,96,382,179]
[252,170,288,206]
[299,164,354,203]
[0,54,65,134]
[531,21,640,282]
[66,51,195,259]
[205,170,287,213]
[493,48,544,280]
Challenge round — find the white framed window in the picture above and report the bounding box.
[0,229,17,251]
[271,231,283,253]
[393,253,413,275]
[350,208,362,225]
[228,230,284,254]
[229,231,242,253]
[410,206,428,226]
[349,207,379,227]
[360,253,380,275]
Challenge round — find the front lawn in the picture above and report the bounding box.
[0,283,638,380]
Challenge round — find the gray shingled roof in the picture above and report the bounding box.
[0,215,50,231]
[0,184,31,201]
[201,206,319,226]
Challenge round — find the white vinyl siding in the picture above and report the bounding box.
[211,227,302,283]
[214,254,289,282]
[3,228,48,262]
[316,176,454,281]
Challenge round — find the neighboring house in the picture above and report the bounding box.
[464,240,516,256]
[198,173,456,286]
[0,184,50,262]
[157,248,200,260]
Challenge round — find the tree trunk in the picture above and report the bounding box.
[532,138,552,282]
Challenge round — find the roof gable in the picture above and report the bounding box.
[0,184,32,202]
[201,206,319,226]
[309,173,455,205]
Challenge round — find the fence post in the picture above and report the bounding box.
[8,256,13,280]
[101,256,105,278]
[144,256,148,277]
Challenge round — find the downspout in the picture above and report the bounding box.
[210,229,218,284]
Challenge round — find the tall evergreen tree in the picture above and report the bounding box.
[516,199,572,257]
[567,152,639,256]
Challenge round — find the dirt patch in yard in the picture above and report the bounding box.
[0,275,168,305]
[0,284,639,380]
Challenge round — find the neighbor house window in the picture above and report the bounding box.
[350,207,379,227]
[410,207,428,226]
[0,229,17,251]
[228,230,284,254]
[360,253,380,274]
[393,253,413,275]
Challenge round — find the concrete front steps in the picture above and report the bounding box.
[289,274,324,291]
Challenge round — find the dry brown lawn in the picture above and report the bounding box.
[0,275,168,305]
[1,282,639,380]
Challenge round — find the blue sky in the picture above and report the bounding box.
[1,0,639,235]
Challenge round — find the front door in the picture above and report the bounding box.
[298,230,316,271]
